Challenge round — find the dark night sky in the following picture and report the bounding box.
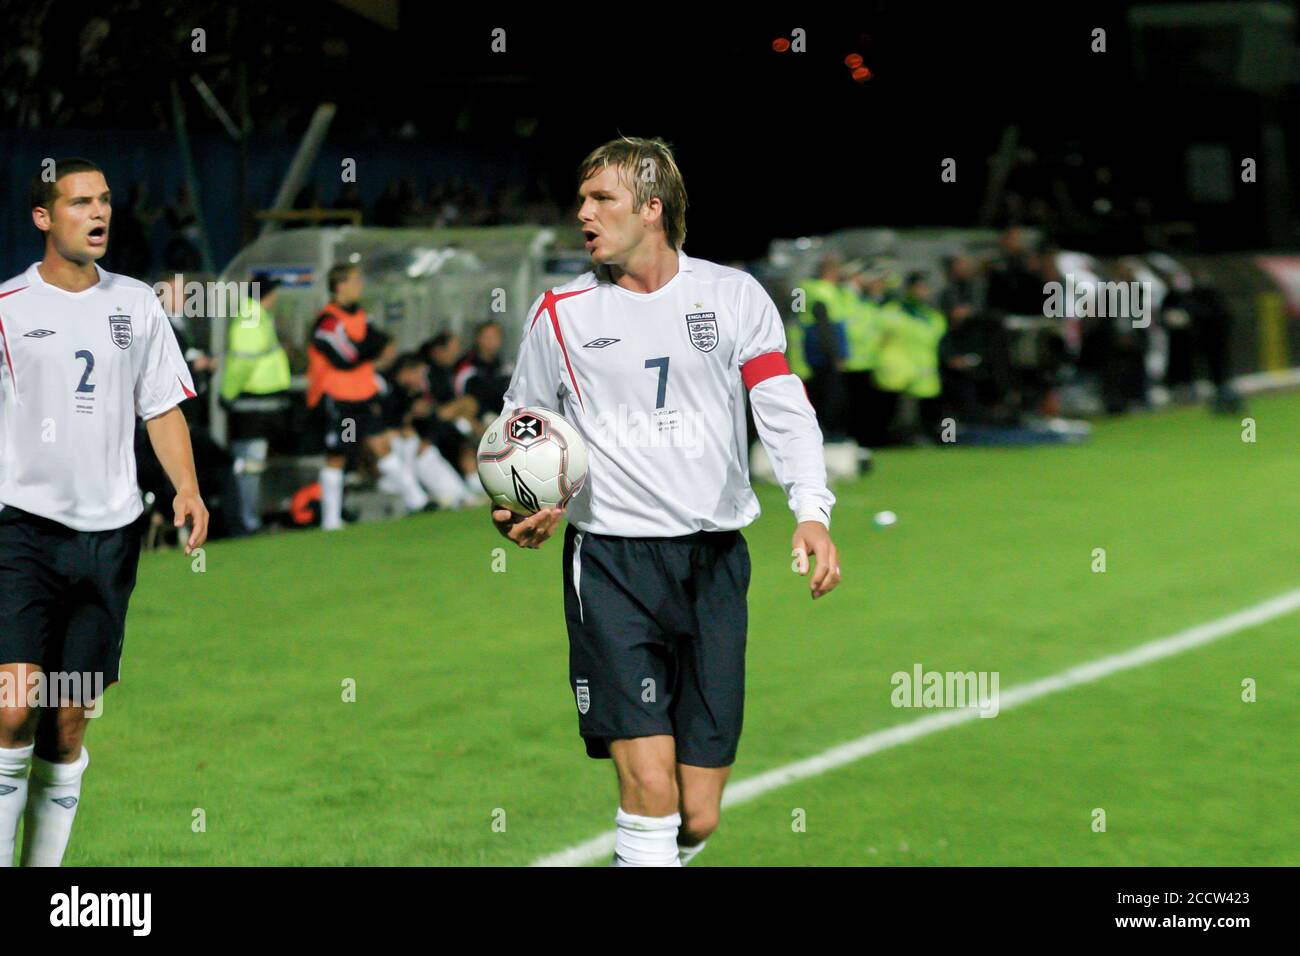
[4,1,1289,263]
[387,4,1280,258]
[390,6,1133,254]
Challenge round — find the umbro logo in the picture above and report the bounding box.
[23,329,55,338]
[52,796,79,809]
[582,337,620,349]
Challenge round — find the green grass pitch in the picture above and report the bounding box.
[59,393,1298,865]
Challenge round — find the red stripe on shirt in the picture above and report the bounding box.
[178,375,196,399]
[530,286,596,331]
[0,288,25,394]
[741,351,791,390]
[539,287,597,410]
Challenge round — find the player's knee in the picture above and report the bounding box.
[679,804,721,842]
[0,704,39,745]
[36,711,89,762]
[623,764,678,814]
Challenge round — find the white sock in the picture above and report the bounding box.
[0,743,34,867]
[678,840,708,866]
[21,747,89,867]
[377,452,428,511]
[416,446,470,508]
[463,469,486,497]
[395,434,420,470]
[612,808,682,867]
[320,466,345,530]
[231,438,268,532]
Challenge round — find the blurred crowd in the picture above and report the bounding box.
[786,227,1240,449]
[132,226,1248,544]
[135,265,512,543]
[287,175,563,231]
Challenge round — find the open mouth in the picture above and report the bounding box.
[583,229,598,248]
[87,226,107,245]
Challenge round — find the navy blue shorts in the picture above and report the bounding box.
[562,524,751,768]
[320,395,386,461]
[0,506,142,697]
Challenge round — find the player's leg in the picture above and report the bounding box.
[0,664,41,868]
[0,509,67,867]
[608,735,683,867]
[390,426,424,495]
[19,518,142,866]
[20,701,91,867]
[669,530,752,865]
[561,526,683,866]
[320,453,348,530]
[229,411,269,534]
[369,421,427,512]
[320,397,349,530]
[414,438,473,508]
[676,763,732,865]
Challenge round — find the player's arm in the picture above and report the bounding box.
[738,277,841,599]
[137,298,208,555]
[145,407,208,555]
[492,293,566,548]
[311,314,390,369]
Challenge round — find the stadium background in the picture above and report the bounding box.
[1,0,1296,865]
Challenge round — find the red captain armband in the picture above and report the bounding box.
[740,352,791,390]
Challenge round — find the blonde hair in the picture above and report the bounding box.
[577,136,687,250]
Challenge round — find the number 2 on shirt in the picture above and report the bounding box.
[74,350,96,394]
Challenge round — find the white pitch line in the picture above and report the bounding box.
[530,587,1300,867]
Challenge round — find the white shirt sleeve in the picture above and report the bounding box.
[135,297,196,420]
[501,293,564,415]
[737,276,836,528]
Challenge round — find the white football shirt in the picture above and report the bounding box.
[0,262,195,531]
[502,249,834,537]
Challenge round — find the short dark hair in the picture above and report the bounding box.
[252,275,282,299]
[474,319,501,337]
[327,263,358,295]
[422,331,457,354]
[30,158,105,211]
[393,352,427,374]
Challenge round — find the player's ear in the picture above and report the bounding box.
[32,205,51,233]
[641,196,662,228]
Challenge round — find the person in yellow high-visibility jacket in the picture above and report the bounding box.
[784,315,812,381]
[872,272,947,399]
[793,255,851,438]
[841,263,886,375]
[221,279,292,532]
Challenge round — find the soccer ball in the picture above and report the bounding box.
[477,407,588,515]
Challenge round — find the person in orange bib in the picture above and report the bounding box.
[307,263,427,529]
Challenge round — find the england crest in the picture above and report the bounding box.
[575,680,590,715]
[685,312,718,353]
[108,315,132,349]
